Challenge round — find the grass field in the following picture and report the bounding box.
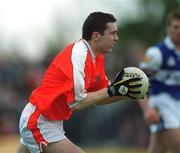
[0,135,146,153]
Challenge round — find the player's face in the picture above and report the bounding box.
[167,19,180,45]
[97,22,119,54]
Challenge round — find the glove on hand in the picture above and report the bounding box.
[107,69,142,99]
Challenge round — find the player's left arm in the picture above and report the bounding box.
[70,69,142,111]
[70,88,121,111]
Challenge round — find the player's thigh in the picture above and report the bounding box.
[161,129,180,153]
[17,143,31,153]
[148,133,167,153]
[43,138,85,153]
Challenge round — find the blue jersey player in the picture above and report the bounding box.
[139,9,180,153]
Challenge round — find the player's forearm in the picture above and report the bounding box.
[71,88,122,111]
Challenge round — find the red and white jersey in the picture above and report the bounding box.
[30,39,109,120]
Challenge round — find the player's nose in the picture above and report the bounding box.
[114,34,119,42]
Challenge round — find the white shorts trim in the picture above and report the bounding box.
[148,93,180,133]
[19,103,66,153]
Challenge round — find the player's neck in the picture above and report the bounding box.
[87,40,100,56]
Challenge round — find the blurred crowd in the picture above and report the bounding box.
[0,55,50,134]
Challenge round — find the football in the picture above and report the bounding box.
[123,67,149,99]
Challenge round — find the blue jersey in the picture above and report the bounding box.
[151,42,180,99]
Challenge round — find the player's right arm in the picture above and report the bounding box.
[138,46,162,124]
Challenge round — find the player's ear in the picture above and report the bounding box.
[91,32,99,40]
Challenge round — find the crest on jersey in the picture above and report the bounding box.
[167,56,176,66]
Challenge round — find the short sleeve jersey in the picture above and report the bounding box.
[30,39,109,120]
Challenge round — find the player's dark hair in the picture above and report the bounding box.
[82,12,117,40]
[166,9,180,26]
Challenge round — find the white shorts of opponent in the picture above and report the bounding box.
[149,93,180,133]
[19,103,66,153]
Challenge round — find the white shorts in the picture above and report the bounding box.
[19,103,66,153]
[148,93,180,133]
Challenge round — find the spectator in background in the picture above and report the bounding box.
[139,9,180,153]
[17,12,142,153]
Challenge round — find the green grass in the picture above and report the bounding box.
[84,147,146,153]
[0,135,146,153]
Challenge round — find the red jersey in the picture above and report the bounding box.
[30,39,109,120]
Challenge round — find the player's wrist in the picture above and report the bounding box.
[107,85,116,97]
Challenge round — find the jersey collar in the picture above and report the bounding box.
[81,39,96,61]
[164,36,180,55]
[164,36,175,50]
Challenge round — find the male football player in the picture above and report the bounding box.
[17,12,142,153]
[139,9,180,153]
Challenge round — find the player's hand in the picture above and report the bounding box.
[143,107,160,124]
[107,69,142,99]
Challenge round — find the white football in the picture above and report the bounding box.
[123,67,149,99]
